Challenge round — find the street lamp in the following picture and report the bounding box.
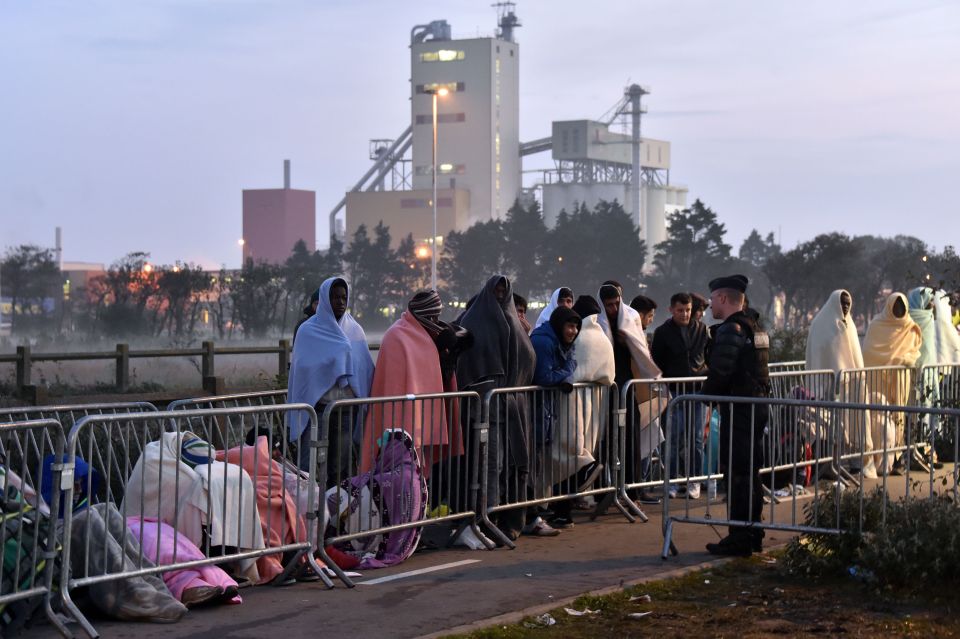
[427,86,449,290]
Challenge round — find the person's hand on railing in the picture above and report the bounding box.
[558,382,574,394]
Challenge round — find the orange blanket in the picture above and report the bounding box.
[360,311,463,473]
[217,437,308,583]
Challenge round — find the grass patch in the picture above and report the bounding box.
[454,553,958,638]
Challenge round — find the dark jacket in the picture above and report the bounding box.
[702,311,771,401]
[530,322,577,387]
[651,318,709,380]
[529,321,577,443]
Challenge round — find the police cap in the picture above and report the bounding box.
[708,274,749,293]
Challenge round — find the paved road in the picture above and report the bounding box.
[25,498,792,639]
[27,466,952,639]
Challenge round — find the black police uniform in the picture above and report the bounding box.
[702,308,771,554]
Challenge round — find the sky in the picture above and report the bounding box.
[1,0,958,269]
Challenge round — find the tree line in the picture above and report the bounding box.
[2,197,957,343]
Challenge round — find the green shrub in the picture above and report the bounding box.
[784,487,960,589]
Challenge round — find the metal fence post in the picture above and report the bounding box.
[115,343,129,392]
[278,338,290,378]
[201,340,215,378]
[16,344,31,388]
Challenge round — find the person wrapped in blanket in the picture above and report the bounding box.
[324,429,426,569]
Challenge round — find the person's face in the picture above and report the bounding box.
[892,296,907,318]
[494,281,507,303]
[311,300,319,313]
[558,295,574,309]
[641,310,655,329]
[670,302,692,327]
[840,292,852,318]
[516,305,527,320]
[562,321,580,346]
[330,285,348,320]
[710,291,725,320]
[692,308,704,323]
[603,296,620,319]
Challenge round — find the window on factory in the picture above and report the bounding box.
[414,164,466,176]
[415,82,465,94]
[419,50,465,63]
[415,113,466,125]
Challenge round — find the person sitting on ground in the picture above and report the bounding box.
[652,292,709,499]
[527,306,582,536]
[287,277,375,482]
[534,287,575,329]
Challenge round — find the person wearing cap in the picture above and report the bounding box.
[701,274,771,557]
[292,288,321,346]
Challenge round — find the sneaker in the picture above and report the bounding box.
[522,517,560,537]
[667,486,678,499]
[577,462,604,492]
[686,483,701,499]
[548,516,575,529]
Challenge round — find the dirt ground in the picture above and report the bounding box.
[456,554,959,639]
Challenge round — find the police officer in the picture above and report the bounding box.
[702,275,771,556]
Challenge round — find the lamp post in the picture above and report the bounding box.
[428,87,449,290]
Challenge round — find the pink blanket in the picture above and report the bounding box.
[126,517,241,604]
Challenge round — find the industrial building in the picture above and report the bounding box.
[242,160,316,265]
[330,5,687,255]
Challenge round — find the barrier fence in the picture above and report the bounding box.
[2,363,960,636]
[58,404,325,638]
[0,419,70,637]
[318,391,486,584]
[480,383,629,547]
[660,394,960,559]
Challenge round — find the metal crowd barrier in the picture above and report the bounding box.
[167,389,288,412]
[836,366,915,481]
[768,361,807,373]
[660,394,960,559]
[478,383,627,547]
[0,419,71,638]
[765,370,838,496]
[57,404,325,637]
[0,403,159,455]
[620,377,706,517]
[919,364,960,465]
[318,391,484,585]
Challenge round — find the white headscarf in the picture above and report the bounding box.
[596,286,661,379]
[534,287,572,329]
[805,289,864,372]
[287,277,375,440]
[935,290,960,364]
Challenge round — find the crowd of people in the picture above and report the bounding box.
[287,273,960,559]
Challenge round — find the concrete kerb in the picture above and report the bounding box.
[416,554,753,639]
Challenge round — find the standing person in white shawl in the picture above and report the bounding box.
[544,295,615,527]
[534,287,575,330]
[287,277,375,486]
[805,290,867,467]
[597,283,663,504]
[934,290,960,364]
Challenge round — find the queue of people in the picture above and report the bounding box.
[285,273,959,561]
